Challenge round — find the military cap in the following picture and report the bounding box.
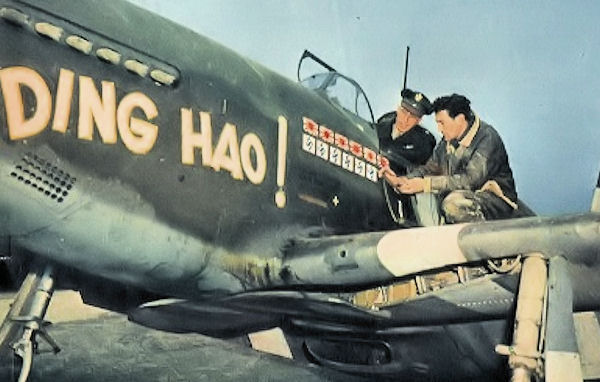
[400,88,433,117]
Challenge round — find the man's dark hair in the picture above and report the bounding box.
[432,94,473,120]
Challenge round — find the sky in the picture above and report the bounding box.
[129,0,600,215]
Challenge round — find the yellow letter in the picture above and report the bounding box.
[212,123,243,180]
[51,68,75,133]
[117,92,158,155]
[0,66,51,140]
[181,108,212,166]
[240,133,266,184]
[78,76,117,143]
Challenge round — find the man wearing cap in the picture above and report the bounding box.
[377,88,436,171]
[376,88,436,225]
[380,93,518,224]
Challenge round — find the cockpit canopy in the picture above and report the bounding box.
[297,50,375,124]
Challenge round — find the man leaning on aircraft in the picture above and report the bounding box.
[379,93,518,224]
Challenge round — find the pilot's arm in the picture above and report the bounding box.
[402,133,503,195]
[424,134,498,193]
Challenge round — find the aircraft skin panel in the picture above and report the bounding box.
[0,0,390,258]
[0,143,248,297]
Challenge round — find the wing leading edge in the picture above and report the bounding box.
[281,213,600,289]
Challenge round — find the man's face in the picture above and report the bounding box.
[435,110,464,141]
[394,105,418,135]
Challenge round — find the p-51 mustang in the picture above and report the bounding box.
[1,1,599,381]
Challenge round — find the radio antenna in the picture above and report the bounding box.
[402,46,410,90]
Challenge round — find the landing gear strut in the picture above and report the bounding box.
[496,254,584,382]
[0,265,59,382]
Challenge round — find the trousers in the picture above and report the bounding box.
[412,190,515,226]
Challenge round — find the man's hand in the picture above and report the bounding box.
[379,166,425,194]
[396,177,424,194]
[378,166,396,179]
[378,166,399,188]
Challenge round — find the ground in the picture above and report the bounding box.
[0,291,367,382]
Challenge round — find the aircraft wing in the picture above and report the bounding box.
[127,213,600,380]
[278,213,600,289]
[129,212,600,336]
[125,270,524,380]
[129,271,520,336]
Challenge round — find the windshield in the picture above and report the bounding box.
[301,72,374,123]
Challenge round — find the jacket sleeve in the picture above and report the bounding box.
[407,145,443,178]
[427,133,498,193]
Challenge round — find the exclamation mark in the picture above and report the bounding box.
[275,116,288,208]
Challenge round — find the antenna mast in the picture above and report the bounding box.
[402,46,410,90]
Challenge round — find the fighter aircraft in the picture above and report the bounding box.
[1,1,599,381]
